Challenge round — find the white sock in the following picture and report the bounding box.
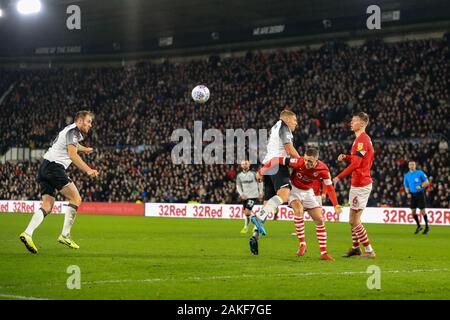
[244,215,249,228]
[258,196,283,221]
[62,204,78,237]
[24,208,46,237]
[365,244,373,253]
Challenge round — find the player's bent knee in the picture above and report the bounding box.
[277,187,290,200]
[42,206,52,215]
[293,210,304,218]
[70,195,82,207]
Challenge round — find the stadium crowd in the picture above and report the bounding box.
[0,36,448,208]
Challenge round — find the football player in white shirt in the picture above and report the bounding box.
[249,109,300,255]
[236,160,263,233]
[20,111,99,254]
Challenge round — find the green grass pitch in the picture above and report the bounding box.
[0,213,449,300]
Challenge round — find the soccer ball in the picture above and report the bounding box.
[191,85,210,103]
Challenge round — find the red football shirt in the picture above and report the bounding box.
[345,132,374,187]
[288,158,332,190]
[312,179,321,196]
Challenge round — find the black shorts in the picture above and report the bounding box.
[263,164,291,201]
[242,198,258,210]
[410,192,426,210]
[36,159,72,197]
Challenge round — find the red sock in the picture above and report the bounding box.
[294,217,305,244]
[316,224,327,254]
[351,225,361,248]
[354,224,370,247]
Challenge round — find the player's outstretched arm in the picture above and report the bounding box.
[337,154,351,163]
[68,144,99,177]
[333,156,363,184]
[76,144,93,154]
[257,156,304,176]
[284,143,300,159]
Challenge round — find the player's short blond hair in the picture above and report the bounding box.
[75,110,95,121]
[280,109,296,119]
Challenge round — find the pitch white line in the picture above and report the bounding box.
[1,268,447,290]
[82,268,449,286]
[0,293,48,300]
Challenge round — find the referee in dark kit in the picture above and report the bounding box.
[403,161,431,234]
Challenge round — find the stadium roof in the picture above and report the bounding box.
[0,0,449,56]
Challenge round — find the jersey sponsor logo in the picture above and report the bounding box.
[295,172,312,182]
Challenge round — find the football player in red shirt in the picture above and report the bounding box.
[333,112,376,259]
[290,179,325,236]
[259,147,343,260]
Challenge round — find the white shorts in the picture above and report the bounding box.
[289,186,321,210]
[349,184,373,210]
[315,195,323,207]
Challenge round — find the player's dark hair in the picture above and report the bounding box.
[305,146,319,158]
[75,110,94,121]
[354,112,369,125]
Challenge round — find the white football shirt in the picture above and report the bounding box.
[262,120,293,164]
[44,123,84,169]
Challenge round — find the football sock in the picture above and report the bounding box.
[351,226,360,248]
[25,208,47,236]
[244,214,250,228]
[294,216,305,244]
[423,213,429,227]
[258,196,283,221]
[354,224,373,253]
[62,204,78,237]
[316,224,328,254]
[412,214,421,227]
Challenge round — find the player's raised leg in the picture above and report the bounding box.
[20,194,55,254]
[252,184,290,235]
[58,182,82,249]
